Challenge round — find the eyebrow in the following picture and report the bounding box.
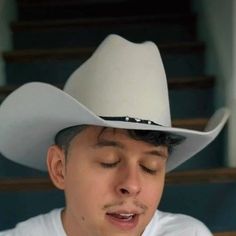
[93,139,125,149]
[93,139,168,159]
[144,150,168,159]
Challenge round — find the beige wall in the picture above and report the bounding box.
[228,0,236,166]
[193,0,235,166]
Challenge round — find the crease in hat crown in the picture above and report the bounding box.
[64,34,171,127]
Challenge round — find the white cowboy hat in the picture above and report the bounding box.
[0,34,230,172]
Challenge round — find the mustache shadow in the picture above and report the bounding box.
[103,200,148,212]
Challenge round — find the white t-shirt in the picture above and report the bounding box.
[0,208,212,236]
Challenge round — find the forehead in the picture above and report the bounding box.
[66,126,169,160]
[70,126,166,150]
[73,126,135,143]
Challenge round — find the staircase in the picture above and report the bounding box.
[0,0,235,234]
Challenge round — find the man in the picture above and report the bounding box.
[0,34,230,235]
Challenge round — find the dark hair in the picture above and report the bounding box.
[55,125,185,156]
[55,125,88,156]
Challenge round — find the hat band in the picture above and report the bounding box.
[100,116,162,126]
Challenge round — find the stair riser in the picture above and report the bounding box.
[13,24,195,49]
[160,182,236,232]
[163,52,205,77]
[0,155,46,178]
[169,89,214,119]
[176,130,226,171]
[0,190,64,230]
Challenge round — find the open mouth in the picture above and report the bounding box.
[107,213,136,221]
[106,212,139,230]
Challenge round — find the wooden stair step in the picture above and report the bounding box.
[166,168,236,185]
[11,14,196,31]
[168,76,215,89]
[173,118,207,130]
[3,41,205,62]
[1,168,235,191]
[214,232,236,236]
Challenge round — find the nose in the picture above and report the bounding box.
[115,165,142,197]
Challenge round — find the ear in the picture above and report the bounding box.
[47,145,66,190]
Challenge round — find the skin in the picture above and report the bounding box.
[47,126,168,236]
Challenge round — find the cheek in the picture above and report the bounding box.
[64,173,107,225]
[142,177,165,209]
[64,163,110,210]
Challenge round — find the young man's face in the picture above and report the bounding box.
[48,126,168,236]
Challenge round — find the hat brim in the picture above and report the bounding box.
[0,82,230,172]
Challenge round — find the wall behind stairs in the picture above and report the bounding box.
[0,0,17,85]
[192,0,236,167]
[229,0,236,167]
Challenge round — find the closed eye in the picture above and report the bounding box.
[100,161,120,168]
[140,165,157,175]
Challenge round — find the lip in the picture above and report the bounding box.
[105,211,140,231]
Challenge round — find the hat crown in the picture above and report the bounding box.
[64,34,171,126]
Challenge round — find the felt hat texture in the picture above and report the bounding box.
[0,34,230,172]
